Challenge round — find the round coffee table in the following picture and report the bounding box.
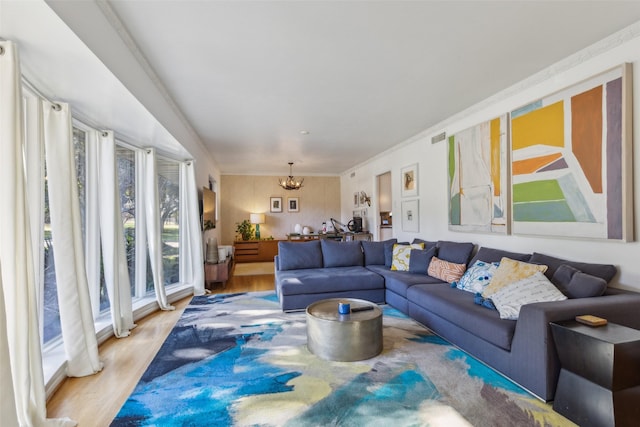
[306,298,383,362]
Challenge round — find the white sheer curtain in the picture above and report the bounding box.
[84,130,101,317]
[0,40,75,427]
[42,101,103,377]
[143,148,174,310]
[97,131,136,337]
[180,161,205,296]
[0,265,19,427]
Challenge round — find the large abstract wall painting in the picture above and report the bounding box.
[448,114,509,234]
[510,64,633,241]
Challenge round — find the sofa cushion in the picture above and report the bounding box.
[321,239,363,268]
[529,252,617,282]
[454,260,500,294]
[469,246,531,266]
[412,238,438,251]
[369,265,444,298]
[391,243,424,271]
[428,256,466,283]
[490,272,567,320]
[362,238,397,266]
[551,264,608,299]
[407,284,516,351]
[482,257,548,297]
[409,247,437,274]
[436,241,475,264]
[277,266,385,296]
[278,241,323,270]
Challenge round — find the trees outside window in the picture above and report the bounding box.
[157,157,180,286]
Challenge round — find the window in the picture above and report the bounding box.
[116,145,137,296]
[42,160,62,344]
[157,157,180,286]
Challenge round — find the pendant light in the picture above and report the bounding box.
[278,162,304,190]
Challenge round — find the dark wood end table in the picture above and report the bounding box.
[550,320,640,427]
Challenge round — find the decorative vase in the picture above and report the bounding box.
[294,224,302,234]
[303,226,311,235]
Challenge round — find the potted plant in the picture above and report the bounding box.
[235,219,254,241]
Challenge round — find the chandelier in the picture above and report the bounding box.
[278,162,304,190]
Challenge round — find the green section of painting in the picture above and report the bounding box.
[448,136,460,225]
[513,179,575,222]
[513,179,564,203]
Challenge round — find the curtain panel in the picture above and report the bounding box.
[42,101,103,377]
[143,148,174,311]
[97,131,136,337]
[0,39,75,427]
[180,161,205,296]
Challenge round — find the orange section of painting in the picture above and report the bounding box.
[490,118,501,196]
[512,101,564,150]
[512,153,562,175]
[571,86,603,193]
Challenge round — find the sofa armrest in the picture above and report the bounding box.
[518,293,640,330]
[510,293,640,400]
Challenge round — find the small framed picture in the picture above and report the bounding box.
[401,163,418,197]
[270,197,283,213]
[353,192,360,208]
[402,199,419,232]
[288,197,299,212]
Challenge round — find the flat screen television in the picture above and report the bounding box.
[202,186,216,230]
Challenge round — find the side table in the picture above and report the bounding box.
[550,320,640,427]
[204,256,232,289]
[306,298,382,362]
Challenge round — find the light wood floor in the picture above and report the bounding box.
[46,269,275,426]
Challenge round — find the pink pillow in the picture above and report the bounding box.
[428,256,467,283]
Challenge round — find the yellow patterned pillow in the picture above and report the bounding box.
[391,243,424,271]
[427,256,467,283]
[482,257,548,297]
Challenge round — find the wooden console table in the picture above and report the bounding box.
[233,240,281,263]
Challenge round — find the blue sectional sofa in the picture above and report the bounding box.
[274,238,640,401]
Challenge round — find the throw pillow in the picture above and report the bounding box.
[454,260,500,294]
[482,257,548,297]
[491,272,567,320]
[362,238,397,266]
[427,256,467,283]
[550,264,580,290]
[391,243,425,271]
[551,264,608,298]
[385,240,407,268]
[408,247,437,274]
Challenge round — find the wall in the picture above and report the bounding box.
[220,175,340,244]
[342,22,640,292]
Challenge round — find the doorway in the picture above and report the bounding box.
[376,171,392,240]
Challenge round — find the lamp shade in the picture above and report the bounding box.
[250,213,266,224]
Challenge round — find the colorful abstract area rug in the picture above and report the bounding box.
[111,292,575,427]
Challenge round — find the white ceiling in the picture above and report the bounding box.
[11,1,640,175]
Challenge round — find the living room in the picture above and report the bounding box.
[3,1,640,426]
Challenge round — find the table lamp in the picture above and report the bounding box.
[250,213,266,240]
